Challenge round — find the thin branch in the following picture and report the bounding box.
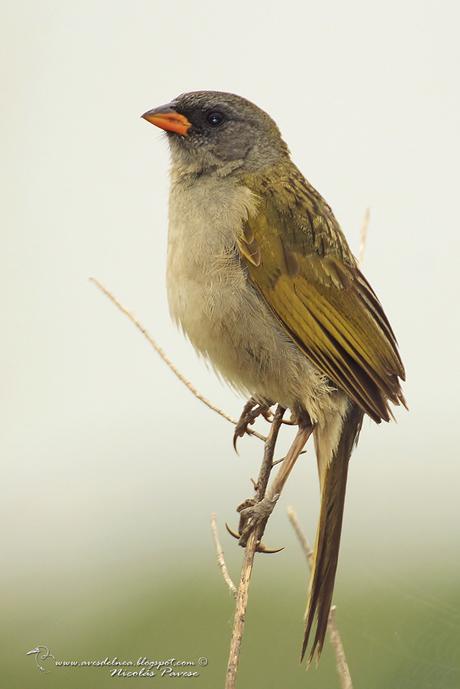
[253,406,287,502]
[287,507,353,689]
[287,506,313,563]
[271,449,306,467]
[211,513,237,598]
[89,277,266,442]
[225,406,284,689]
[328,606,353,689]
[358,208,370,267]
[225,531,258,689]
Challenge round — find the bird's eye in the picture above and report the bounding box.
[206,111,225,127]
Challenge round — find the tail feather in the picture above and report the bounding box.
[301,402,364,664]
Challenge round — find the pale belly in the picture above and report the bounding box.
[168,258,300,405]
[166,186,333,419]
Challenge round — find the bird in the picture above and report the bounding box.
[141,91,406,663]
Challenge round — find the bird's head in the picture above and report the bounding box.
[142,90,289,175]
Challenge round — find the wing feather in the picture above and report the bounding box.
[238,174,406,422]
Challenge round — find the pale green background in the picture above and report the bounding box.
[2,1,459,687]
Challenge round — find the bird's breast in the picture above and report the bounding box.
[165,174,332,415]
[166,176,256,346]
[166,175,284,396]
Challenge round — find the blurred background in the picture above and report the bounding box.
[2,1,460,687]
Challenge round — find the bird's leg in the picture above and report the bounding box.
[227,406,285,552]
[238,415,314,547]
[233,396,273,450]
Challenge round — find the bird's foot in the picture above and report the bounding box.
[233,397,273,450]
[225,495,283,554]
[237,495,279,545]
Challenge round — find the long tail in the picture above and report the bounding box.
[301,402,364,664]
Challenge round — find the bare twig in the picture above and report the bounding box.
[287,506,313,563]
[287,507,353,689]
[211,514,237,598]
[271,449,306,467]
[89,277,266,442]
[328,606,353,689]
[225,406,284,689]
[252,406,287,502]
[358,208,370,267]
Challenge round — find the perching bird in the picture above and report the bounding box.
[142,91,406,663]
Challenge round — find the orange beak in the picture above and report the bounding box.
[141,105,191,136]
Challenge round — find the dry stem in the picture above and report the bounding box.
[287,507,353,689]
[211,513,237,598]
[225,406,284,689]
[328,606,353,689]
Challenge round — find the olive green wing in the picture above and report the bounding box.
[238,180,405,422]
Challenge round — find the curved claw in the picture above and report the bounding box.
[232,419,255,453]
[224,523,285,555]
[225,522,242,540]
[256,543,285,554]
[232,399,273,452]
